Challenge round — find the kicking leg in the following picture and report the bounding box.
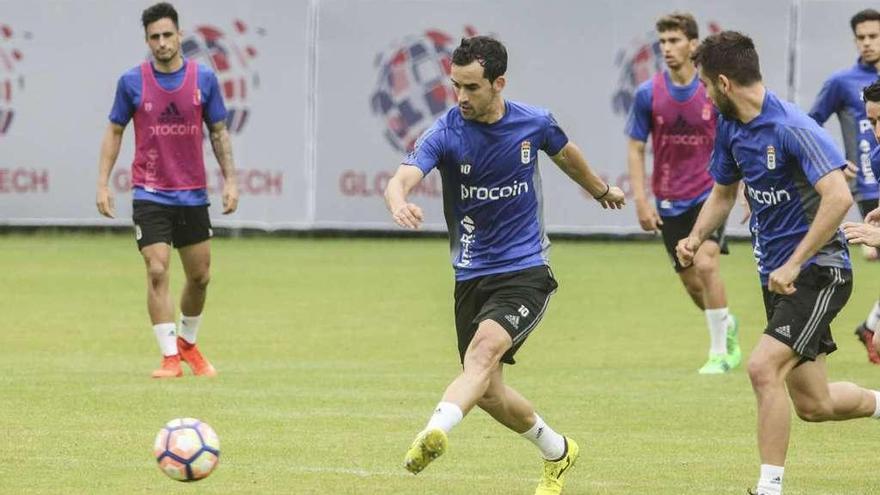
[404,320,511,474]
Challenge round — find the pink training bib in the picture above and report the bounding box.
[131,60,206,190]
[650,71,716,200]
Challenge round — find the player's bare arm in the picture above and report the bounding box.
[208,120,239,214]
[550,141,625,209]
[676,181,738,267]
[384,165,425,229]
[769,169,853,295]
[626,138,662,231]
[96,122,126,219]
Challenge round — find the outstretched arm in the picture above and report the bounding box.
[676,181,739,268]
[384,165,426,229]
[96,123,125,218]
[550,142,625,209]
[209,121,239,214]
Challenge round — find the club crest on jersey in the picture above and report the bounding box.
[145,102,153,112]
[702,103,712,121]
[194,89,202,106]
[766,145,776,170]
[460,163,471,175]
[520,140,531,164]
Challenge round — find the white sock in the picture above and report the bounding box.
[866,301,880,332]
[424,402,463,434]
[872,391,880,418]
[153,323,178,356]
[520,413,566,461]
[179,314,202,344]
[705,308,729,355]
[756,464,784,494]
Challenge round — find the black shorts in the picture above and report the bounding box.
[858,198,878,219]
[132,200,213,251]
[659,201,729,272]
[761,265,852,361]
[453,265,558,365]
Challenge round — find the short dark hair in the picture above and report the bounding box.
[863,79,880,103]
[142,2,179,31]
[851,9,880,33]
[656,12,699,40]
[692,31,762,86]
[451,36,507,82]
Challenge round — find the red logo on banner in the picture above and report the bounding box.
[164,19,266,135]
[370,26,478,153]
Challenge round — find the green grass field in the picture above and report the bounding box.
[1,232,879,494]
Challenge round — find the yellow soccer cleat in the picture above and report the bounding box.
[403,428,447,475]
[535,437,579,494]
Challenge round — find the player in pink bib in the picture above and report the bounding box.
[625,13,741,374]
[96,2,239,379]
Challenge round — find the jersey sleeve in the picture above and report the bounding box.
[402,120,445,174]
[781,124,847,185]
[108,75,136,126]
[200,70,228,125]
[540,113,569,156]
[709,122,741,184]
[808,77,839,125]
[624,81,653,142]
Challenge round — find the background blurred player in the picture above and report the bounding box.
[625,12,740,374]
[679,31,880,495]
[809,8,880,363]
[384,36,624,495]
[95,2,239,378]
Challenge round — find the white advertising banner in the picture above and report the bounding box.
[313,0,790,234]
[1,1,803,234]
[0,0,311,229]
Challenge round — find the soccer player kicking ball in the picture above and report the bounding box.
[677,31,880,495]
[625,12,740,374]
[809,9,880,363]
[385,36,624,494]
[96,2,239,378]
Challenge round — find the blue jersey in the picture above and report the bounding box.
[809,59,880,201]
[624,72,712,215]
[109,59,226,206]
[404,100,569,281]
[712,91,851,284]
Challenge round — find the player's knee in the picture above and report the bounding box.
[693,252,719,279]
[746,357,777,391]
[793,400,833,422]
[145,259,170,284]
[465,333,507,371]
[188,270,211,290]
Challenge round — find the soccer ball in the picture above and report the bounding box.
[153,418,220,482]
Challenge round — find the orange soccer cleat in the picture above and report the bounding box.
[151,355,183,379]
[177,337,217,377]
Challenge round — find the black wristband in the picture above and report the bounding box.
[593,183,610,200]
